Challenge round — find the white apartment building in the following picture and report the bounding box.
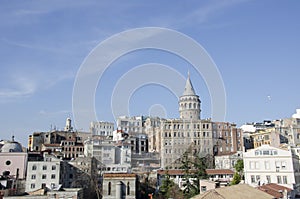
[244,144,300,190]
[25,154,62,192]
[90,121,114,136]
[117,116,144,134]
[84,136,131,173]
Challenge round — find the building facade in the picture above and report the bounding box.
[90,121,114,136]
[0,140,27,180]
[214,151,243,170]
[25,154,62,193]
[102,173,137,199]
[243,145,300,190]
[212,122,243,155]
[274,112,300,147]
[117,116,145,135]
[84,133,131,173]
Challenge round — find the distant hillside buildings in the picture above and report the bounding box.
[3,73,300,198]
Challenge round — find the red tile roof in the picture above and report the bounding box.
[206,169,234,175]
[157,169,234,176]
[157,169,197,175]
[103,173,136,178]
[257,183,292,198]
[43,144,61,147]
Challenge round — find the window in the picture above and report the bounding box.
[43,165,47,170]
[277,176,282,184]
[250,161,255,169]
[52,165,56,170]
[251,175,255,183]
[283,176,287,184]
[264,161,270,170]
[256,175,260,182]
[281,161,286,169]
[201,186,207,192]
[31,175,36,179]
[31,183,35,189]
[42,174,46,179]
[264,135,269,140]
[5,160,11,165]
[32,165,37,170]
[108,182,111,195]
[275,161,280,172]
[263,150,270,155]
[51,174,56,179]
[266,175,271,183]
[127,182,130,195]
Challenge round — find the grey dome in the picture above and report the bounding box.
[1,141,23,152]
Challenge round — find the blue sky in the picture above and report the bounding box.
[0,0,299,146]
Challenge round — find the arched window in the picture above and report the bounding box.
[127,182,130,195]
[108,182,111,195]
[189,103,192,108]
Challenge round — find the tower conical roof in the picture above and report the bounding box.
[183,72,196,96]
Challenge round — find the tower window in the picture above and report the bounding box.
[127,182,130,195]
[108,182,111,195]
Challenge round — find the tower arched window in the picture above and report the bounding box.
[108,182,111,195]
[194,103,196,108]
[189,103,192,108]
[127,182,130,195]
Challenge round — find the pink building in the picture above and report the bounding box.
[0,139,27,179]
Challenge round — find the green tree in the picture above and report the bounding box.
[180,152,209,198]
[231,172,241,185]
[159,171,175,198]
[234,159,244,173]
[234,159,244,180]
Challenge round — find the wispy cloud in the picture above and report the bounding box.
[0,76,36,98]
[13,9,49,16]
[0,71,75,102]
[1,38,72,54]
[39,109,71,117]
[147,0,248,30]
